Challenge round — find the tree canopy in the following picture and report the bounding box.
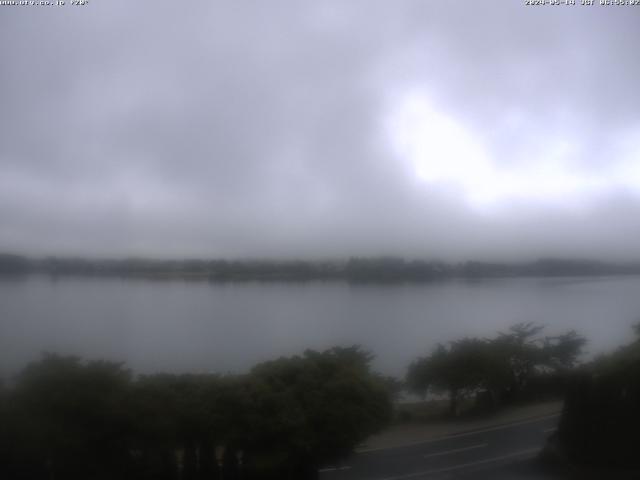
[556,324,640,468]
[407,323,586,415]
[0,348,392,480]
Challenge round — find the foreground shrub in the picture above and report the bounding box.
[0,347,392,480]
[557,329,640,468]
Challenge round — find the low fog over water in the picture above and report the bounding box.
[2,275,639,378]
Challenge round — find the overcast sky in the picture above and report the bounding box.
[1,1,639,260]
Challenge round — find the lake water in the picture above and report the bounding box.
[1,275,639,379]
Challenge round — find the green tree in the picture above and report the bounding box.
[407,338,503,416]
[407,323,586,414]
[11,354,132,480]
[246,346,392,478]
[557,325,639,468]
[0,347,393,480]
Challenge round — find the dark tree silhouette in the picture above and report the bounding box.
[0,348,392,480]
[407,323,586,415]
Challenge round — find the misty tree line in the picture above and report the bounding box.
[4,253,640,282]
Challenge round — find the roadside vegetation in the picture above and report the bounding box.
[0,347,392,480]
[550,323,640,471]
[405,323,586,418]
[3,322,638,478]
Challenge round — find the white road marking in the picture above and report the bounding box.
[318,466,352,473]
[358,413,560,454]
[377,447,540,480]
[422,443,487,459]
[543,427,556,433]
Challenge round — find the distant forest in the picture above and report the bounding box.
[2,253,640,282]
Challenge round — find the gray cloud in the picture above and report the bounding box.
[1,1,640,259]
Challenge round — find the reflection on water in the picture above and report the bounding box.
[1,275,639,378]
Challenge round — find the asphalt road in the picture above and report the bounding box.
[319,414,563,480]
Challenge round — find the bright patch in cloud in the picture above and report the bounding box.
[386,91,640,210]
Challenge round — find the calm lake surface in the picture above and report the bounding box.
[1,275,639,378]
